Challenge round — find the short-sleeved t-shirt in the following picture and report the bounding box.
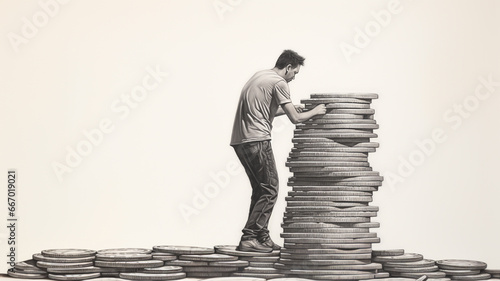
[230,69,292,146]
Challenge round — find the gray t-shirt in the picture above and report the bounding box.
[230,69,292,146]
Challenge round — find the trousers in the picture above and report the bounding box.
[233,140,279,241]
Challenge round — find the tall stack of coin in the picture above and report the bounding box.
[214,245,285,279]
[35,249,99,281]
[277,93,384,281]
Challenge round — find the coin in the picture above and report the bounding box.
[233,273,287,279]
[182,266,238,273]
[281,232,377,239]
[47,266,102,274]
[310,93,378,99]
[384,259,436,268]
[139,266,183,274]
[435,260,487,270]
[164,260,208,266]
[373,253,423,263]
[384,266,439,273]
[284,243,372,250]
[209,260,249,267]
[98,248,152,255]
[283,237,380,244]
[239,256,280,262]
[33,254,95,263]
[151,255,177,261]
[203,277,266,281]
[280,253,372,260]
[8,269,48,279]
[96,253,152,261]
[95,260,164,269]
[41,249,96,258]
[179,253,238,262]
[302,98,371,104]
[281,248,372,255]
[48,273,101,281]
[274,263,382,271]
[119,272,186,281]
[37,261,93,268]
[248,261,275,268]
[242,267,282,274]
[439,269,481,276]
[152,245,214,255]
[391,272,447,278]
[285,206,378,212]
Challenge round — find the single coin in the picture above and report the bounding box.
[289,151,369,157]
[484,269,500,274]
[374,272,391,278]
[98,248,152,255]
[48,273,101,281]
[282,222,379,229]
[285,201,368,207]
[37,261,93,268]
[298,124,378,130]
[439,269,481,276]
[287,269,376,275]
[281,248,372,255]
[372,249,405,256]
[273,262,381,271]
[385,266,439,273]
[293,146,376,153]
[436,260,487,270]
[152,245,214,255]
[203,277,266,281]
[182,266,238,273]
[290,186,377,192]
[96,253,152,261]
[373,253,423,263]
[210,260,250,267]
[164,260,208,266]
[311,113,364,119]
[279,258,371,266]
[119,272,186,281]
[12,268,47,275]
[310,93,378,99]
[302,98,371,104]
[179,253,238,262]
[281,232,377,239]
[151,255,177,261]
[242,267,282,274]
[285,205,378,212]
[285,196,373,202]
[384,259,436,268]
[233,273,286,279]
[306,273,375,280]
[14,260,40,270]
[284,243,372,250]
[325,109,375,115]
[282,227,369,234]
[293,132,377,138]
[447,274,491,281]
[139,266,183,274]
[286,161,369,167]
[8,270,47,279]
[47,266,102,274]
[214,245,279,257]
[292,172,379,178]
[283,237,380,244]
[94,260,164,269]
[288,181,382,187]
[282,217,371,224]
[239,256,280,262]
[186,272,231,278]
[284,211,377,218]
[391,272,447,278]
[279,252,372,260]
[41,249,96,258]
[268,278,317,281]
[33,254,95,263]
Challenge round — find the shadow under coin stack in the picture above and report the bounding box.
[276,93,384,281]
[158,245,247,279]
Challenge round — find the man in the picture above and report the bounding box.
[230,50,326,253]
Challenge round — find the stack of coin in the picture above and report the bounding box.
[214,245,285,279]
[7,260,48,279]
[34,248,99,281]
[484,269,500,279]
[278,93,383,280]
[157,245,247,278]
[436,259,490,281]
[95,248,181,280]
[372,249,445,279]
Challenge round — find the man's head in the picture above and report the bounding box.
[274,49,305,83]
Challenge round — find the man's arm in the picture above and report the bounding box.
[281,103,326,124]
[276,104,304,116]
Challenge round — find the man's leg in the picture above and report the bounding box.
[233,141,279,251]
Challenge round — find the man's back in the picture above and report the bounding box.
[230,69,291,146]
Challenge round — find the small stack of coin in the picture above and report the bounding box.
[278,93,383,280]
[7,260,48,279]
[436,259,490,281]
[95,248,184,280]
[34,249,99,281]
[484,269,500,279]
[214,245,285,279]
[156,245,248,278]
[372,249,446,279]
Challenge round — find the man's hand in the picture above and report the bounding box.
[295,104,305,113]
[281,103,327,124]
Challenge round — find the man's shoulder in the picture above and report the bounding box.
[252,69,286,84]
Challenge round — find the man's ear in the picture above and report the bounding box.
[285,64,291,75]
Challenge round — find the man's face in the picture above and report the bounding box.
[285,65,300,83]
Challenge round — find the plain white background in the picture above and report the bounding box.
[1,0,500,274]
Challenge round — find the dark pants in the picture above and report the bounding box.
[233,140,279,241]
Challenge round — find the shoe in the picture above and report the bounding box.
[260,237,281,250]
[237,238,273,253]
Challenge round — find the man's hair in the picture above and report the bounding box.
[274,49,305,69]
